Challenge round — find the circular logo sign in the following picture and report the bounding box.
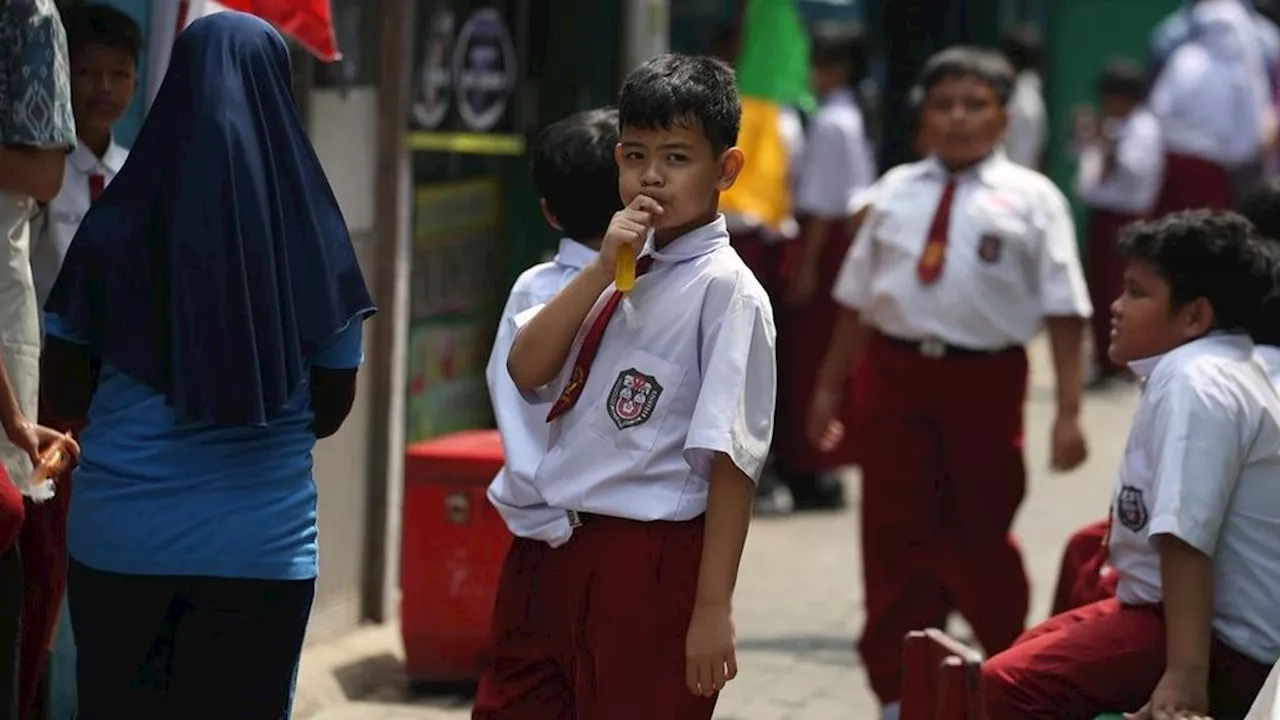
[411,8,455,130]
[452,8,516,132]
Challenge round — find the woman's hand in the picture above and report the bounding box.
[4,417,79,467]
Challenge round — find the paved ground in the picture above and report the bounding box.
[298,339,1141,719]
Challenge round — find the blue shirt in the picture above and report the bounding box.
[46,311,366,580]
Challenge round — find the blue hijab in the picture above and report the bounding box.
[45,12,376,427]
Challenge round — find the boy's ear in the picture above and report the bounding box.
[614,142,624,166]
[539,198,564,231]
[1179,296,1217,340]
[716,147,745,192]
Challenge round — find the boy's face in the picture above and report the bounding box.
[809,62,845,96]
[1109,259,1215,364]
[615,121,742,237]
[921,75,1007,168]
[1100,92,1136,121]
[72,45,138,134]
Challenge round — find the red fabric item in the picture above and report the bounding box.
[1086,209,1143,377]
[473,516,716,719]
[916,179,957,285]
[0,468,22,555]
[545,256,654,422]
[1049,517,1117,616]
[17,473,71,719]
[984,599,1271,719]
[1154,153,1233,216]
[88,174,105,203]
[855,334,1030,703]
[218,0,342,61]
[773,223,860,474]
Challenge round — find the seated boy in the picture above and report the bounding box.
[475,54,776,720]
[485,106,621,545]
[984,210,1280,719]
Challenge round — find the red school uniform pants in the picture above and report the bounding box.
[773,220,861,476]
[855,334,1030,704]
[1086,209,1143,378]
[984,598,1273,718]
[1155,153,1234,216]
[472,514,717,720]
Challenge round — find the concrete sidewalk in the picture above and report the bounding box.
[296,338,1141,719]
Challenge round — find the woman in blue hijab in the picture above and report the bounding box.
[39,11,375,718]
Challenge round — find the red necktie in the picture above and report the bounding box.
[88,174,105,203]
[546,255,655,422]
[917,178,957,285]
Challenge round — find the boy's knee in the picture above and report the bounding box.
[980,653,1037,720]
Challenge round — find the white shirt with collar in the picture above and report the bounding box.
[31,138,128,306]
[1148,0,1272,167]
[486,238,598,546]
[1110,334,1280,665]
[1004,70,1047,169]
[1075,108,1165,215]
[832,152,1093,350]
[794,87,876,219]
[516,215,777,525]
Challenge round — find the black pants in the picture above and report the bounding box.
[67,559,315,720]
[0,545,21,720]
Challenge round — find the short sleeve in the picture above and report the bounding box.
[1145,374,1244,557]
[312,316,366,369]
[793,118,855,218]
[3,3,76,149]
[1034,185,1093,319]
[43,311,87,345]
[511,303,576,407]
[683,289,777,483]
[831,207,878,312]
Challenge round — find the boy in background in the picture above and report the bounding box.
[21,6,139,717]
[985,211,1280,718]
[485,107,621,547]
[476,54,775,719]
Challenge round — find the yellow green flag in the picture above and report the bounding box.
[721,0,813,232]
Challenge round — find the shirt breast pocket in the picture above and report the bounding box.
[588,350,687,452]
[969,206,1033,269]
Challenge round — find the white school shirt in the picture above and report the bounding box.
[486,239,598,547]
[30,139,128,307]
[1246,659,1280,719]
[794,88,876,219]
[1109,334,1280,665]
[517,215,777,523]
[1259,344,1280,389]
[1004,70,1047,169]
[1074,108,1165,215]
[1148,0,1272,167]
[832,152,1093,350]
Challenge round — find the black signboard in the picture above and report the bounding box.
[409,0,526,135]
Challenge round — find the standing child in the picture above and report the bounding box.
[1073,58,1164,384]
[22,6,139,717]
[775,21,875,510]
[984,210,1280,719]
[485,107,620,547]
[474,54,776,720]
[807,47,1092,720]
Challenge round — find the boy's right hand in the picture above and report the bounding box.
[593,194,664,282]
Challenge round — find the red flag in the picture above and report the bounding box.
[218,0,342,62]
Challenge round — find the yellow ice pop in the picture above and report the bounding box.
[615,243,637,292]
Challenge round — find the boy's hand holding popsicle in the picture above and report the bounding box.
[594,194,663,292]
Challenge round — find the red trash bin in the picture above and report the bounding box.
[400,429,513,683]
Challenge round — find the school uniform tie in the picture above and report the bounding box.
[545,255,656,422]
[88,173,105,203]
[916,178,957,285]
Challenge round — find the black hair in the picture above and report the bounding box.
[531,107,623,241]
[918,46,1016,107]
[1000,24,1043,74]
[617,53,741,154]
[1097,58,1146,101]
[809,21,868,84]
[1235,181,1280,345]
[63,4,143,66]
[1117,210,1276,333]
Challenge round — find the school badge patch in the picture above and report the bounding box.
[607,368,663,430]
[977,234,1002,264]
[1116,485,1149,533]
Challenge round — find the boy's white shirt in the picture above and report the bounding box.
[1246,658,1280,719]
[1109,333,1280,664]
[485,238,598,546]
